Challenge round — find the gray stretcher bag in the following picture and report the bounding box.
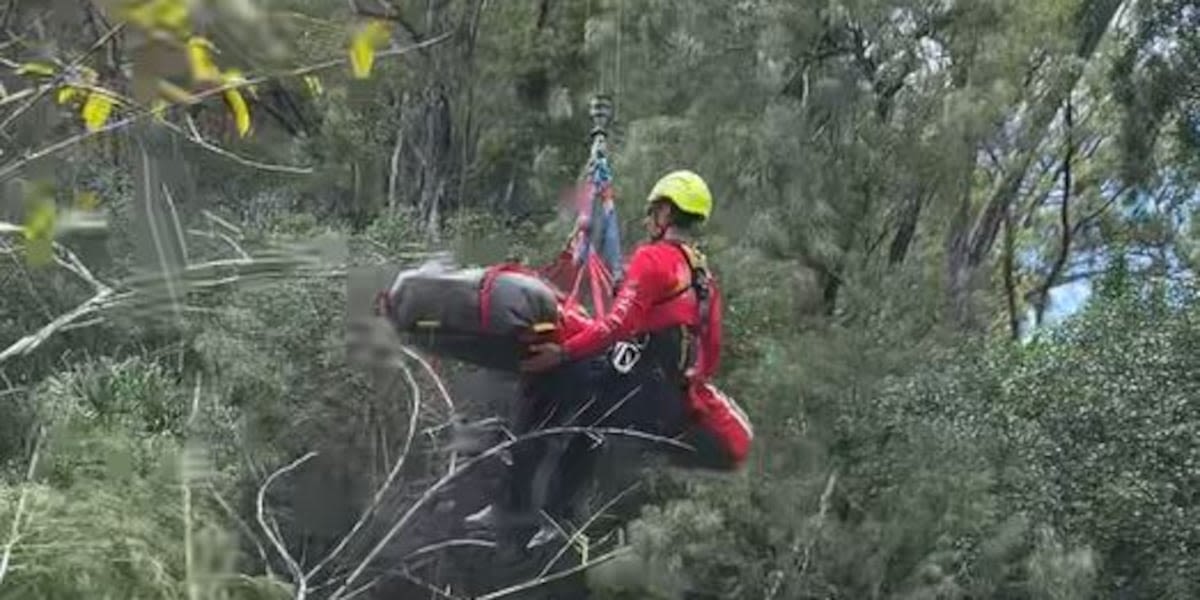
[382,262,561,372]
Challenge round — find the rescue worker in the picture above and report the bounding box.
[466,170,752,549]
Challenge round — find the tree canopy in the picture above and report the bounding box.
[1,0,1198,598]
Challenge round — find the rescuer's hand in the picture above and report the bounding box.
[520,343,566,373]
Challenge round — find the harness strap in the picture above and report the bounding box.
[651,240,713,377]
[479,263,543,331]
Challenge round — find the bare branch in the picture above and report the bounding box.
[305,354,423,581]
[0,32,454,182]
[1035,98,1075,327]
[475,546,632,600]
[208,484,276,579]
[328,427,691,599]
[53,242,110,292]
[387,126,404,212]
[0,287,121,364]
[187,229,252,262]
[1072,183,1130,235]
[0,426,45,586]
[537,481,642,578]
[0,22,125,133]
[257,452,318,599]
[1003,206,1020,340]
[177,114,313,175]
[765,469,838,600]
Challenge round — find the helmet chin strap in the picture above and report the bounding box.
[650,221,669,241]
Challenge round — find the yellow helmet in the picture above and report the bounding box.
[647,170,712,221]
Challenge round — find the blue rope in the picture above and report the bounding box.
[576,145,623,284]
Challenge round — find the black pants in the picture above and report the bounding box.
[503,350,731,527]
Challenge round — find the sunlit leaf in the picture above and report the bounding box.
[150,98,170,122]
[82,91,117,131]
[303,75,323,97]
[121,0,191,36]
[223,89,251,137]
[222,68,257,98]
[57,86,80,104]
[16,62,56,77]
[349,20,392,79]
[23,194,57,267]
[187,36,220,82]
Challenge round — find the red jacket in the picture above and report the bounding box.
[558,239,722,382]
[552,238,748,468]
[554,239,750,468]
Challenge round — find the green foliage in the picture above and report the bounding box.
[1,357,283,599]
[2,0,1200,597]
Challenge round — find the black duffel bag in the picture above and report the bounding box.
[381,262,562,372]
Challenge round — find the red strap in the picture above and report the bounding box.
[479,263,540,330]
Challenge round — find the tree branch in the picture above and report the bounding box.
[0,21,125,134]
[1035,98,1075,326]
[0,32,454,183]
[305,353,424,581]
[328,427,691,599]
[0,426,45,587]
[257,452,317,599]
[475,546,632,600]
[1003,205,1020,340]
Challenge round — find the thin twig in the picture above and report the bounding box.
[201,210,243,237]
[328,427,691,599]
[396,344,458,471]
[401,538,496,562]
[537,481,642,578]
[0,22,126,133]
[54,242,110,292]
[182,377,202,600]
[0,426,46,586]
[186,229,251,261]
[0,288,117,364]
[1034,98,1075,326]
[306,355,423,580]
[475,546,632,600]
[179,114,313,174]
[0,32,454,182]
[208,484,276,579]
[765,469,838,600]
[256,452,317,599]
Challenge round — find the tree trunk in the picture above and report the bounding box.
[944,0,1123,327]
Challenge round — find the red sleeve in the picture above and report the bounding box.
[562,246,672,360]
[557,299,593,338]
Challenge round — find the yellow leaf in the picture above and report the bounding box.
[150,98,170,122]
[187,36,221,82]
[349,20,391,79]
[57,86,79,104]
[223,89,251,137]
[81,91,116,132]
[75,190,100,211]
[23,195,56,267]
[16,62,56,77]
[303,75,323,97]
[122,0,190,36]
[222,68,257,98]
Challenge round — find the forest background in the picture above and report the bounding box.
[0,0,1198,598]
